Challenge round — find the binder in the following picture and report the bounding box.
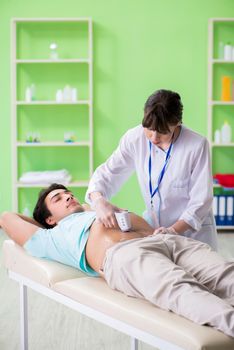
[218,196,226,226]
[226,196,234,226]
[213,196,218,225]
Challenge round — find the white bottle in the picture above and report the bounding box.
[224,43,232,60]
[63,85,71,102]
[25,87,32,102]
[214,129,221,143]
[221,121,232,143]
[50,43,58,60]
[56,89,63,102]
[71,88,77,102]
[30,84,36,100]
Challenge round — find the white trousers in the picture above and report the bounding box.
[103,234,234,338]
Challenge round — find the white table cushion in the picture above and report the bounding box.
[3,239,234,350]
[3,240,84,287]
[54,277,234,350]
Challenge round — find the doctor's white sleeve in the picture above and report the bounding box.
[179,139,213,232]
[86,132,135,203]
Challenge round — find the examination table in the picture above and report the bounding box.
[3,239,234,350]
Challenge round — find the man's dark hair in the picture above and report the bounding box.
[142,89,183,134]
[33,183,68,228]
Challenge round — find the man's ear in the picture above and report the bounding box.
[45,216,56,226]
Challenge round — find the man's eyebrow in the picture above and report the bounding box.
[50,192,61,201]
[50,190,71,202]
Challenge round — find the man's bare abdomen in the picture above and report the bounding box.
[85,218,151,273]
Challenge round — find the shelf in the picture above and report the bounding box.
[210,18,234,22]
[16,100,90,105]
[13,17,91,22]
[211,142,234,147]
[16,180,90,188]
[12,18,93,211]
[208,19,234,228]
[210,101,234,105]
[212,59,234,64]
[217,225,234,230]
[16,141,91,147]
[213,183,221,188]
[15,59,90,64]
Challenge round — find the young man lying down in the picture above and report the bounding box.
[1,183,234,338]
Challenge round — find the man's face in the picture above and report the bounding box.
[45,189,84,226]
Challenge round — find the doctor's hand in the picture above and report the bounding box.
[91,196,122,228]
[153,226,178,235]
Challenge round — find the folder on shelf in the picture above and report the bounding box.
[213,195,218,224]
[226,196,234,226]
[218,195,226,226]
[213,195,234,226]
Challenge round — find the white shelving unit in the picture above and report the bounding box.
[16,141,91,147]
[11,18,93,211]
[16,101,90,105]
[15,59,90,63]
[208,18,234,231]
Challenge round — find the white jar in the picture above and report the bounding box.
[50,42,58,60]
[25,87,32,102]
[221,121,232,143]
[63,85,71,101]
[214,129,221,143]
[56,89,63,103]
[224,43,232,60]
[71,88,77,102]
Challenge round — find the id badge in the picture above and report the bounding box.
[151,202,159,228]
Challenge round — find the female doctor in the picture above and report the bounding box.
[86,89,218,250]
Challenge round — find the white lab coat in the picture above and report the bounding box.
[86,125,218,250]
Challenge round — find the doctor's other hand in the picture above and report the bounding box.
[153,226,178,235]
[91,196,122,228]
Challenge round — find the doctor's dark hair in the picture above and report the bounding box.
[33,183,68,229]
[142,89,183,134]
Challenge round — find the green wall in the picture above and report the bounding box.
[0,0,234,215]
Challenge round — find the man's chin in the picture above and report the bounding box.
[70,205,85,213]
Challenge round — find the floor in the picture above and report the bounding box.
[0,230,234,350]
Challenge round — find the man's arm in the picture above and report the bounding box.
[0,212,41,246]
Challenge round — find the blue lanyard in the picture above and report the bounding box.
[148,140,173,204]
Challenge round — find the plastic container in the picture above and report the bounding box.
[63,85,72,101]
[25,87,32,102]
[50,43,58,60]
[224,43,232,60]
[214,129,221,143]
[221,121,232,143]
[56,89,63,102]
[221,76,231,101]
[30,84,36,100]
[71,88,77,102]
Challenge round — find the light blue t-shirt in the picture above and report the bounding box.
[24,211,98,277]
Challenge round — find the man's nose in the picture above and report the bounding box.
[66,195,72,202]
